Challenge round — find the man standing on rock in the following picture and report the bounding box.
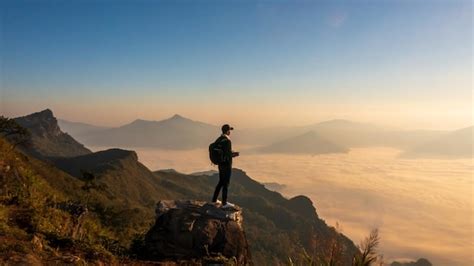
[211,124,239,208]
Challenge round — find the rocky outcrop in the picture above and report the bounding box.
[14,109,62,137]
[144,200,251,265]
[14,109,91,158]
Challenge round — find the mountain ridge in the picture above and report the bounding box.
[13,109,92,158]
[58,113,462,152]
[78,114,217,149]
[401,126,473,158]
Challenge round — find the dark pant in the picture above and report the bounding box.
[212,163,232,205]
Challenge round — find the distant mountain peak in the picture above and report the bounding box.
[131,118,149,124]
[170,114,186,120]
[165,114,194,123]
[127,114,191,125]
[161,114,209,126]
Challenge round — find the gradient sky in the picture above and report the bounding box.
[1,0,472,129]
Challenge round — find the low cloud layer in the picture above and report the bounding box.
[90,146,473,265]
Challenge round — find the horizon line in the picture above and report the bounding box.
[10,108,472,132]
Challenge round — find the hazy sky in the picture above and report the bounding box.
[1,0,472,129]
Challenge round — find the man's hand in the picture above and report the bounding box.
[232,152,240,157]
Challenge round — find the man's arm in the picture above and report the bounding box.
[222,139,233,160]
[229,140,239,157]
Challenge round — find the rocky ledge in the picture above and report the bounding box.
[143,200,251,265]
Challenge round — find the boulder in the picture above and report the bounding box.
[144,200,251,265]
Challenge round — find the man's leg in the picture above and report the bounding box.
[221,164,231,205]
[212,181,222,202]
[212,165,225,202]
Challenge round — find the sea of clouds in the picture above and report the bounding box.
[91,146,473,265]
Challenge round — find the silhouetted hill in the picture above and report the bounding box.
[14,109,91,158]
[237,120,445,150]
[401,126,473,158]
[234,120,385,147]
[305,120,445,148]
[284,195,319,220]
[79,114,218,149]
[53,149,175,208]
[259,131,349,154]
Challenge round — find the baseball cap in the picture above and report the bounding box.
[221,124,234,132]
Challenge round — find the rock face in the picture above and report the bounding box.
[14,109,91,158]
[144,200,251,265]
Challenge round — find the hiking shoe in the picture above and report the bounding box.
[221,202,235,209]
[213,200,222,205]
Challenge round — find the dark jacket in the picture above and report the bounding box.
[215,135,233,165]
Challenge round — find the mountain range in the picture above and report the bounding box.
[61,114,217,149]
[58,111,472,158]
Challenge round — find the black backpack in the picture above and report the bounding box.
[209,137,225,165]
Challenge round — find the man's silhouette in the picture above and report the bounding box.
[212,124,239,208]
